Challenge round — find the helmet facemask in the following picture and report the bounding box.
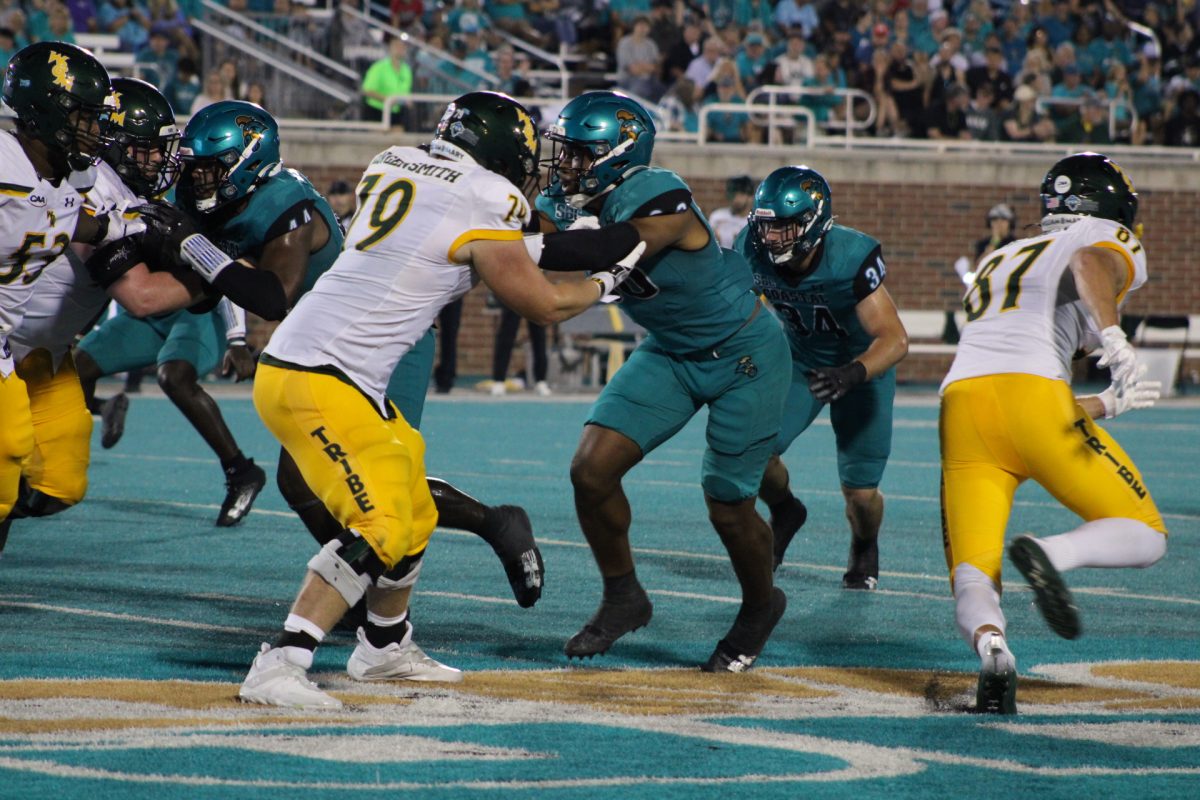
[543,130,638,208]
[52,92,110,172]
[109,126,181,198]
[179,146,254,213]
[750,207,822,265]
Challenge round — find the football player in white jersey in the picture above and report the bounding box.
[939,152,1167,714]
[201,91,646,708]
[1,76,210,552]
[0,42,203,551]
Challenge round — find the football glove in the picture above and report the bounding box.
[590,241,646,300]
[1096,325,1139,392]
[136,200,200,258]
[0,335,13,379]
[1097,368,1162,419]
[566,215,600,231]
[807,361,867,403]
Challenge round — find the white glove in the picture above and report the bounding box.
[590,241,646,299]
[1096,325,1139,391]
[1097,368,1162,418]
[567,215,600,231]
[0,334,13,379]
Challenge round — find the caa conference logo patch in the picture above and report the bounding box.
[1054,174,1072,194]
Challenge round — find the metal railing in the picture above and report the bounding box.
[697,102,817,146]
[201,0,359,83]
[746,85,877,145]
[1035,95,1137,141]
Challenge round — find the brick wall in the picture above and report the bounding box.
[271,161,1200,386]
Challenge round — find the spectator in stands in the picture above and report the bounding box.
[170,56,200,113]
[617,15,664,100]
[998,14,1026,72]
[868,45,901,136]
[737,0,773,32]
[1059,93,1113,145]
[494,45,531,96]
[0,27,16,69]
[134,26,176,91]
[1050,62,1087,138]
[854,19,889,66]
[959,9,990,66]
[685,33,725,94]
[1018,46,1053,95]
[244,81,267,109]
[708,174,753,248]
[98,0,151,52]
[326,180,355,228]
[886,38,926,137]
[1050,40,1078,85]
[658,75,700,133]
[932,27,969,76]
[449,0,491,35]
[774,0,818,40]
[661,20,701,85]
[361,35,413,127]
[1104,61,1135,142]
[489,0,548,48]
[146,0,190,43]
[1164,86,1200,146]
[459,24,495,74]
[390,0,424,30]
[804,52,845,125]
[967,45,1014,109]
[926,82,970,139]
[44,4,78,44]
[491,304,551,396]
[219,58,242,102]
[64,0,98,33]
[702,59,755,142]
[1133,48,1163,142]
[975,203,1016,260]
[771,30,814,86]
[964,82,1001,140]
[1038,0,1077,49]
[646,0,677,53]
[190,69,226,115]
[1002,82,1055,142]
[907,0,938,56]
[735,31,770,90]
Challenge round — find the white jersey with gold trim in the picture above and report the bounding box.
[264,145,529,413]
[11,163,139,367]
[941,215,1146,391]
[0,131,89,341]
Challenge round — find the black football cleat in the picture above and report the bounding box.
[770,497,808,571]
[975,633,1018,714]
[484,505,544,608]
[217,460,267,527]
[842,534,879,590]
[100,392,129,449]
[702,587,787,673]
[564,589,653,659]
[1008,535,1081,639]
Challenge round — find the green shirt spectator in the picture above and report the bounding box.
[362,37,414,125]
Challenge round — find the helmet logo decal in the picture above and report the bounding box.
[108,91,125,126]
[234,115,266,148]
[1111,161,1135,193]
[48,50,73,91]
[800,179,824,202]
[517,108,537,154]
[1054,175,1071,193]
[615,109,640,143]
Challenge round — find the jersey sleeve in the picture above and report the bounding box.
[445,172,528,262]
[602,169,692,224]
[851,246,887,301]
[263,198,319,243]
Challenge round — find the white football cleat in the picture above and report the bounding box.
[534,380,552,397]
[347,626,463,683]
[489,381,506,396]
[239,643,343,709]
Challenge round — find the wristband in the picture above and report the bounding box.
[181,234,235,281]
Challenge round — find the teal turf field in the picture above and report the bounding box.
[1,390,1197,799]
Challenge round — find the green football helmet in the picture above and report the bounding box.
[748,165,834,265]
[543,90,656,208]
[102,78,181,198]
[430,91,540,192]
[1039,152,1138,228]
[2,41,112,172]
[177,100,281,215]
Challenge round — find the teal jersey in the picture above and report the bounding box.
[535,184,592,231]
[736,223,886,370]
[598,167,758,353]
[205,168,343,296]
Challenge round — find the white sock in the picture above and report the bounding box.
[953,563,1006,649]
[284,613,327,643]
[280,645,314,670]
[1036,519,1166,571]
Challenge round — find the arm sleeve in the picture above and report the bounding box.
[851,246,887,301]
[209,264,290,322]
[84,236,144,289]
[539,222,641,272]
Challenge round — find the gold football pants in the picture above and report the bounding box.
[254,362,437,568]
[18,350,92,506]
[0,368,34,519]
[940,373,1165,586]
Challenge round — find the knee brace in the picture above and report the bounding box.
[306,529,388,607]
[376,550,426,591]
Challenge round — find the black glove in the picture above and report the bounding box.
[806,361,867,403]
[136,200,201,257]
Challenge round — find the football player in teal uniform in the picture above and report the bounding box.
[139,101,545,607]
[533,91,792,672]
[737,166,908,590]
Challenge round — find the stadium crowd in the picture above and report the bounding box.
[1,1,1199,142]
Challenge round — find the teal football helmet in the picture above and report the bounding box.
[103,78,181,198]
[1039,151,1138,228]
[431,91,540,192]
[748,166,834,265]
[177,100,281,215]
[2,41,112,172]
[543,90,655,207]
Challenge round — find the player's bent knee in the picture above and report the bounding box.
[306,529,388,607]
[701,473,755,505]
[376,551,425,590]
[156,361,198,392]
